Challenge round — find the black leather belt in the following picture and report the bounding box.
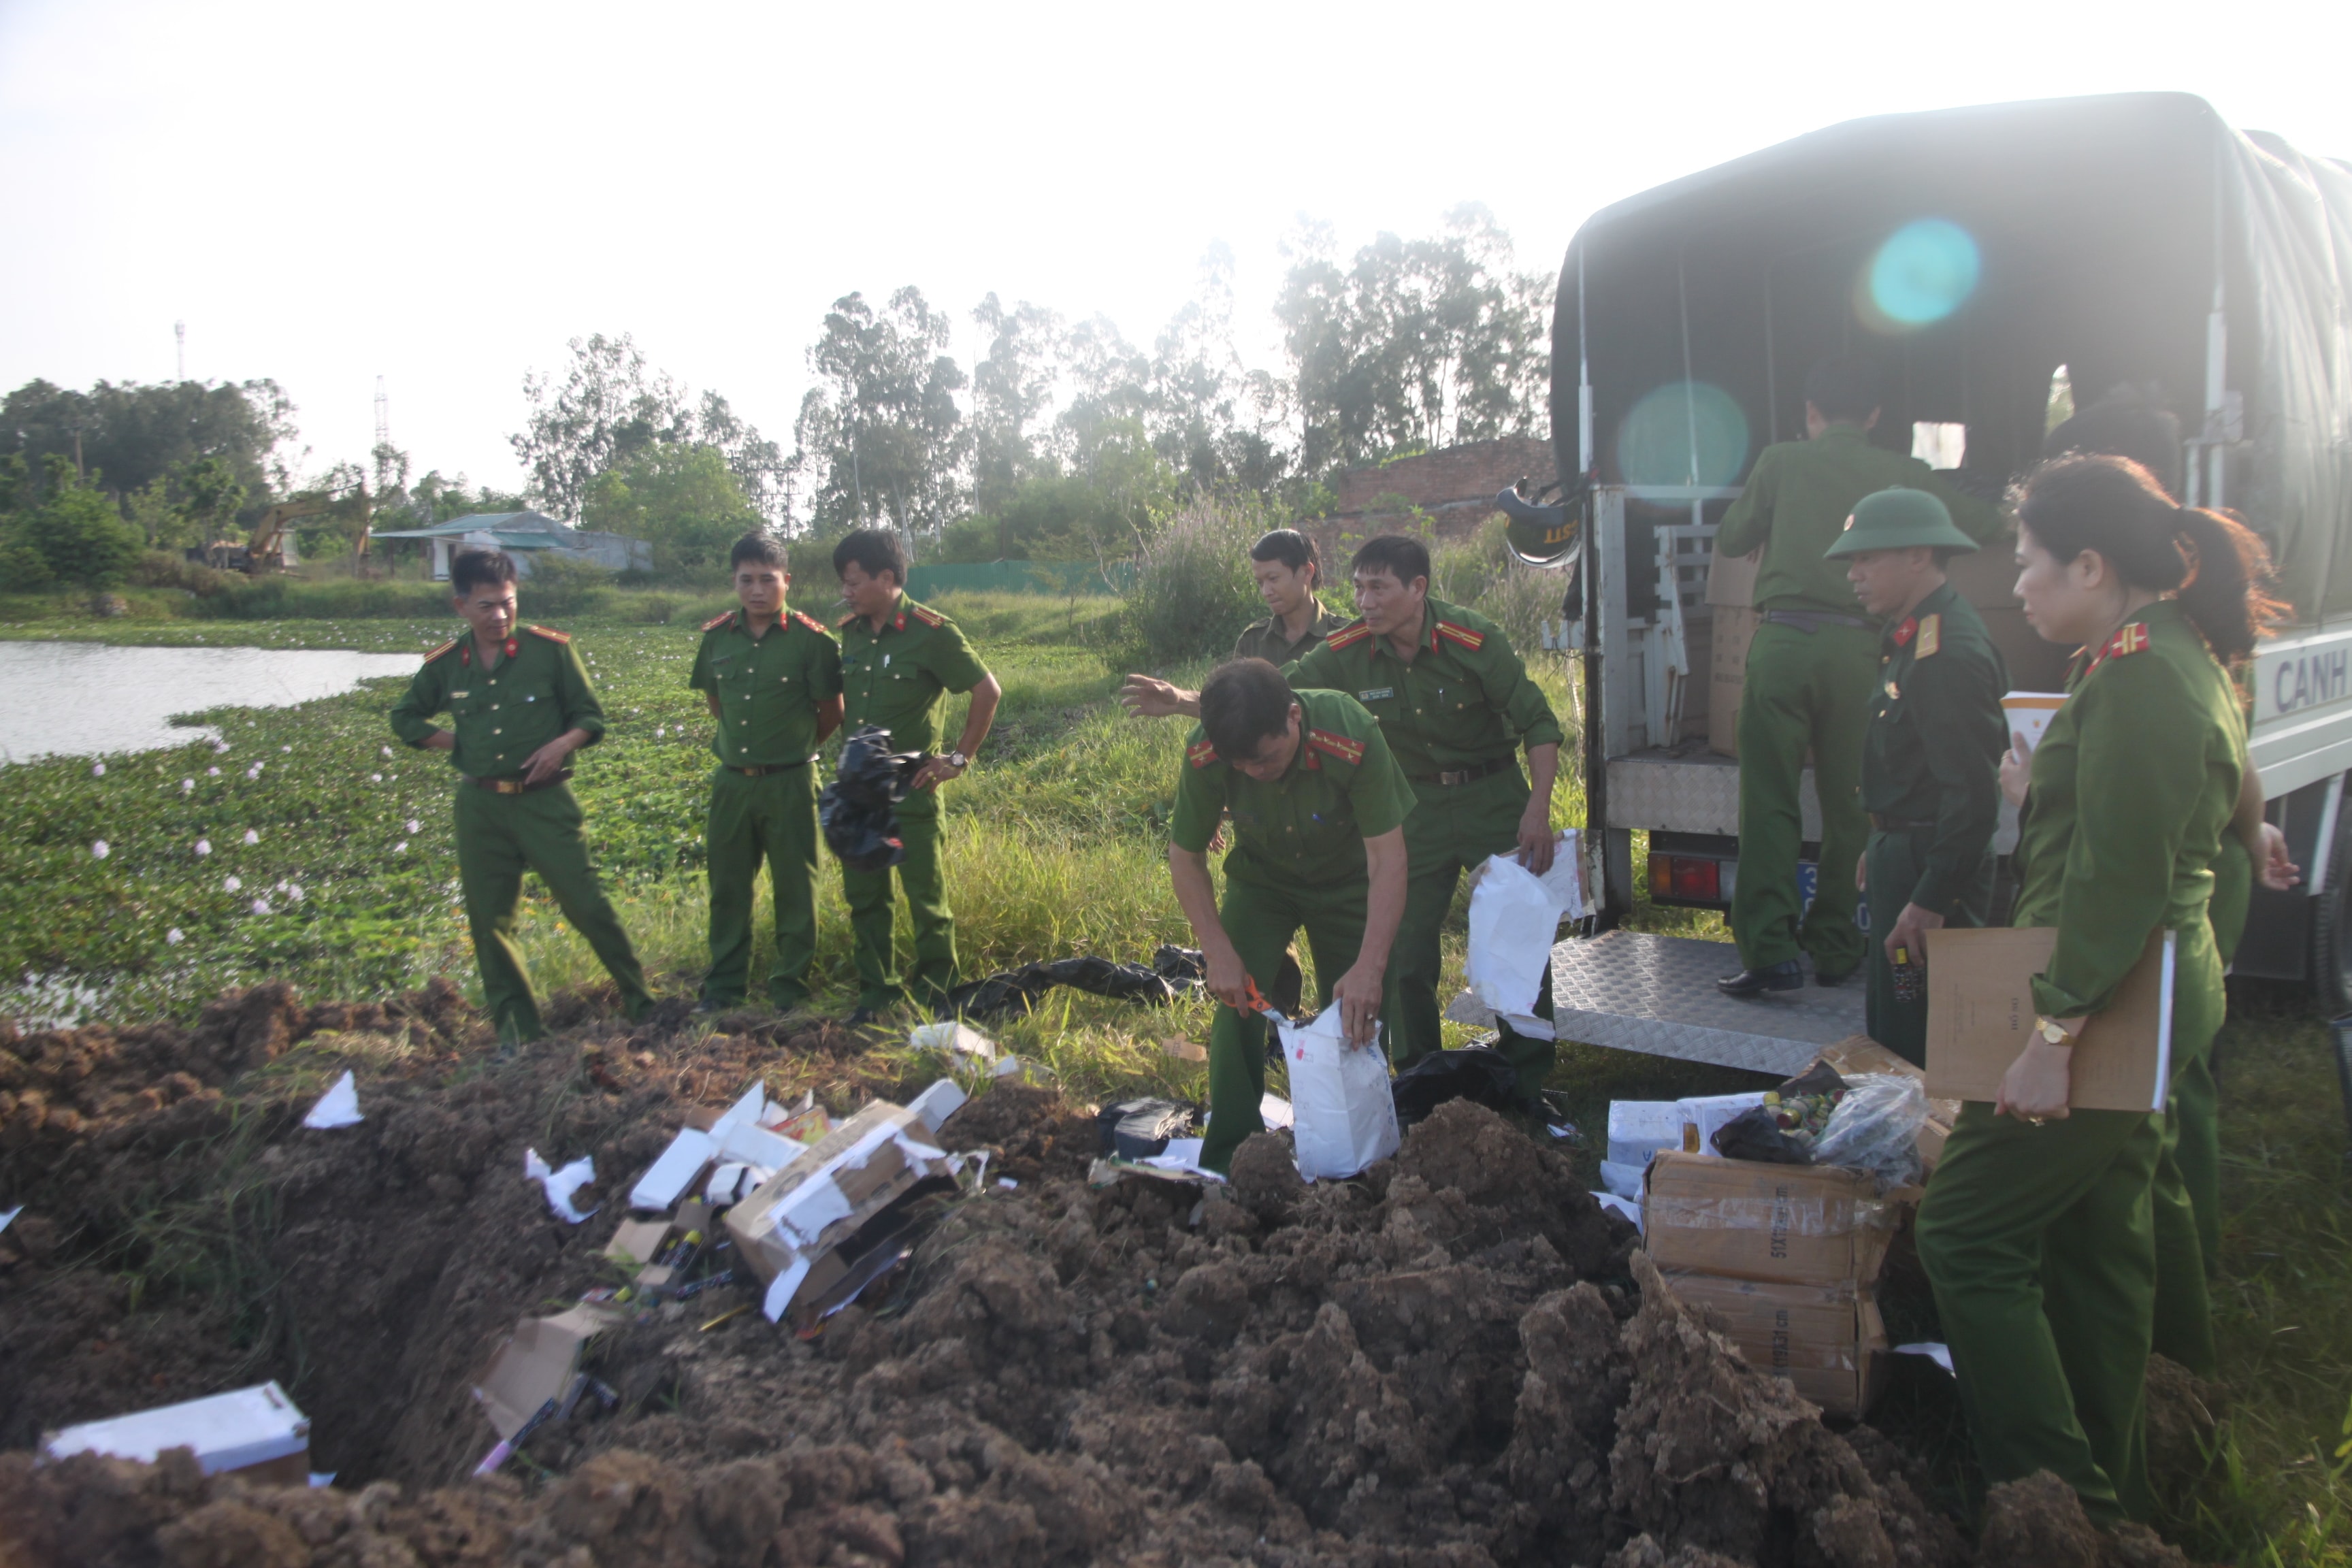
[1763,609,1876,633]
[461,769,572,794]
[1870,813,1936,832]
[1409,757,1513,787]
[725,757,813,776]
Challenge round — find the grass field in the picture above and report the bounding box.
[4,583,2349,1562]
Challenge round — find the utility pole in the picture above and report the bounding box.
[374,376,392,490]
[175,320,186,382]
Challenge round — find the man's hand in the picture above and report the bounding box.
[1120,674,1199,719]
[1515,802,1556,875]
[1204,944,1252,1011]
[520,733,581,785]
[1996,1037,2075,1123]
[1885,901,1944,966]
[422,730,456,752]
[1332,958,1384,1047]
[910,754,966,792]
[2257,821,2302,892]
[1999,731,2032,808]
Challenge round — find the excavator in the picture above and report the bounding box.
[198,483,372,573]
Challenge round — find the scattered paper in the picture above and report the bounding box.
[1137,1137,1228,1182]
[1592,1191,1644,1232]
[762,1255,815,1323]
[909,1021,997,1058]
[1895,1341,1955,1375]
[310,1472,336,1488]
[708,1082,767,1141]
[1160,1036,1208,1064]
[0,1205,20,1234]
[630,1128,717,1211]
[1258,1093,1294,1130]
[997,1177,1018,1190]
[302,1071,363,1129]
[1599,1160,1647,1200]
[524,1149,600,1224]
[907,1077,968,1133]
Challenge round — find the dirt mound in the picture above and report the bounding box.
[0,983,2206,1567]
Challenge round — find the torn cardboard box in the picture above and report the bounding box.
[1643,1151,1907,1287]
[1665,1271,1889,1419]
[474,1305,622,1441]
[723,1101,958,1324]
[44,1382,312,1485]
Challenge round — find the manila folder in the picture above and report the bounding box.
[1923,926,2174,1112]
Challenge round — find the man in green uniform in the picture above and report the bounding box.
[1119,529,1350,719]
[1288,534,1565,1107]
[1169,659,1410,1173]
[831,529,1002,1023]
[1716,357,2004,994]
[390,548,654,1043]
[1824,489,2008,1064]
[690,534,844,1015]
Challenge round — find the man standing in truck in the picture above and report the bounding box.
[1714,357,2004,996]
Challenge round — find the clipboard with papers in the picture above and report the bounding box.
[1923,926,2175,1111]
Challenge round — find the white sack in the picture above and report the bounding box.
[1279,1010,1400,1181]
[1463,831,1589,1019]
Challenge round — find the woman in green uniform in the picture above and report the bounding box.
[1915,453,2281,1525]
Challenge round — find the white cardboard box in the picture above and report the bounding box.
[45,1382,311,1480]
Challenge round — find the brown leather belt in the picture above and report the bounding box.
[725,757,813,777]
[1870,813,1936,832]
[1409,757,1513,787]
[461,769,572,794]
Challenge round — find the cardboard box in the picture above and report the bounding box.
[1665,1272,1889,1418]
[1924,927,2173,1111]
[1678,1092,1771,1154]
[1709,605,1760,757]
[474,1305,621,1440]
[1812,1034,1957,1173]
[1643,1151,1900,1286]
[1707,542,1761,608]
[1607,1100,1686,1166]
[723,1102,957,1322]
[44,1382,311,1484]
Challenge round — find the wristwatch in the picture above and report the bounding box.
[2034,1015,2072,1046]
[945,750,970,770]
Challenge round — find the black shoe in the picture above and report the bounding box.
[846,1006,887,1028]
[1716,961,1803,997]
[1812,966,1855,988]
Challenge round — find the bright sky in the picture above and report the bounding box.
[2,0,2342,502]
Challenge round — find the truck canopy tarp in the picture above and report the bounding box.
[1555,93,2352,623]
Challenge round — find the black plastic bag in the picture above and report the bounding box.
[1776,1062,1848,1100]
[820,726,924,872]
[1390,1046,1522,1128]
[1152,945,1305,1015]
[1097,1097,1196,1159]
[1710,1105,1814,1164]
[947,956,1177,1021]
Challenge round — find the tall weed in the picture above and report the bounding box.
[1111,495,1274,670]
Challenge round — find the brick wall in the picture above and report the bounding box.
[1305,436,1558,565]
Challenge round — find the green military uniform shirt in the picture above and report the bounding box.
[1717,426,2005,614]
[390,625,606,776]
[1171,688,1412,889]
[836,595,990,754]
[690,608,844,766]
[1861,583,2008,915]
[1284,596,1563,778]
[1232,598,1353,665]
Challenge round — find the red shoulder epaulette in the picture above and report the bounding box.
[791,609,830,635]
[1434,619,1484,653]
[423,637,461,663]
[1324,621,1373,651]
[1187,738,1220,769]
[525,625,571,644]
[908,602,945,628]
[1307,728,1366,766]
[700,610,735,632]
[2090,621,2149,672]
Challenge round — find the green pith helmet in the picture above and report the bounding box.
[1822,486,1980,558]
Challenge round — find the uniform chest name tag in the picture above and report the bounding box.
[451,690,469,699]
[1358,687,1394,701]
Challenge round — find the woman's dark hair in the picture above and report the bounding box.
[832,527,908,583]
[450,548,518,596]
[1200,659,1296,760]
[2015,453,2286,664]
[1250,528,1321,589]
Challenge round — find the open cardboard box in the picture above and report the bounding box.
[1643,1150,1913,1288]
[474,1303,623,1441]
[723,1101,958,1324]
[44,1382,312,1485]
[1665,1271,1889,1418]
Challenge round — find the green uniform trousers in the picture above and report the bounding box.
[1916,1103,2164,1526]
[1732,619,1876,974]
[454,781,653,1045]
[2151,908,2231,1376]
[1200,874,1373,1175]
[1390,766,1555,1107]
[704,764,819,1011]
[1863,826,1991,1066]
[842,793,956,1014]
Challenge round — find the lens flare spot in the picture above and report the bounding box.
[1616,382,1750,489]
[1866,219,1980,328]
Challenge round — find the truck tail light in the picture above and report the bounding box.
[1647,853,1722,902]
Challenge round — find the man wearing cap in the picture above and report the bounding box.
[1827,488,2008,1062]
[1715,355,2004,996]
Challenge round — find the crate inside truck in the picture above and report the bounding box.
[1528,91,2352,1071]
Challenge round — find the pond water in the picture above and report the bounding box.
[0,642,422,764]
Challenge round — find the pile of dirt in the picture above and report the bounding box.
[0,984,2206,1567]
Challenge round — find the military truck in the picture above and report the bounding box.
[1533,92,2352,1074]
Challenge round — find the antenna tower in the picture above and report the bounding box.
[373,376,392,492]
[175,321,186,382]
